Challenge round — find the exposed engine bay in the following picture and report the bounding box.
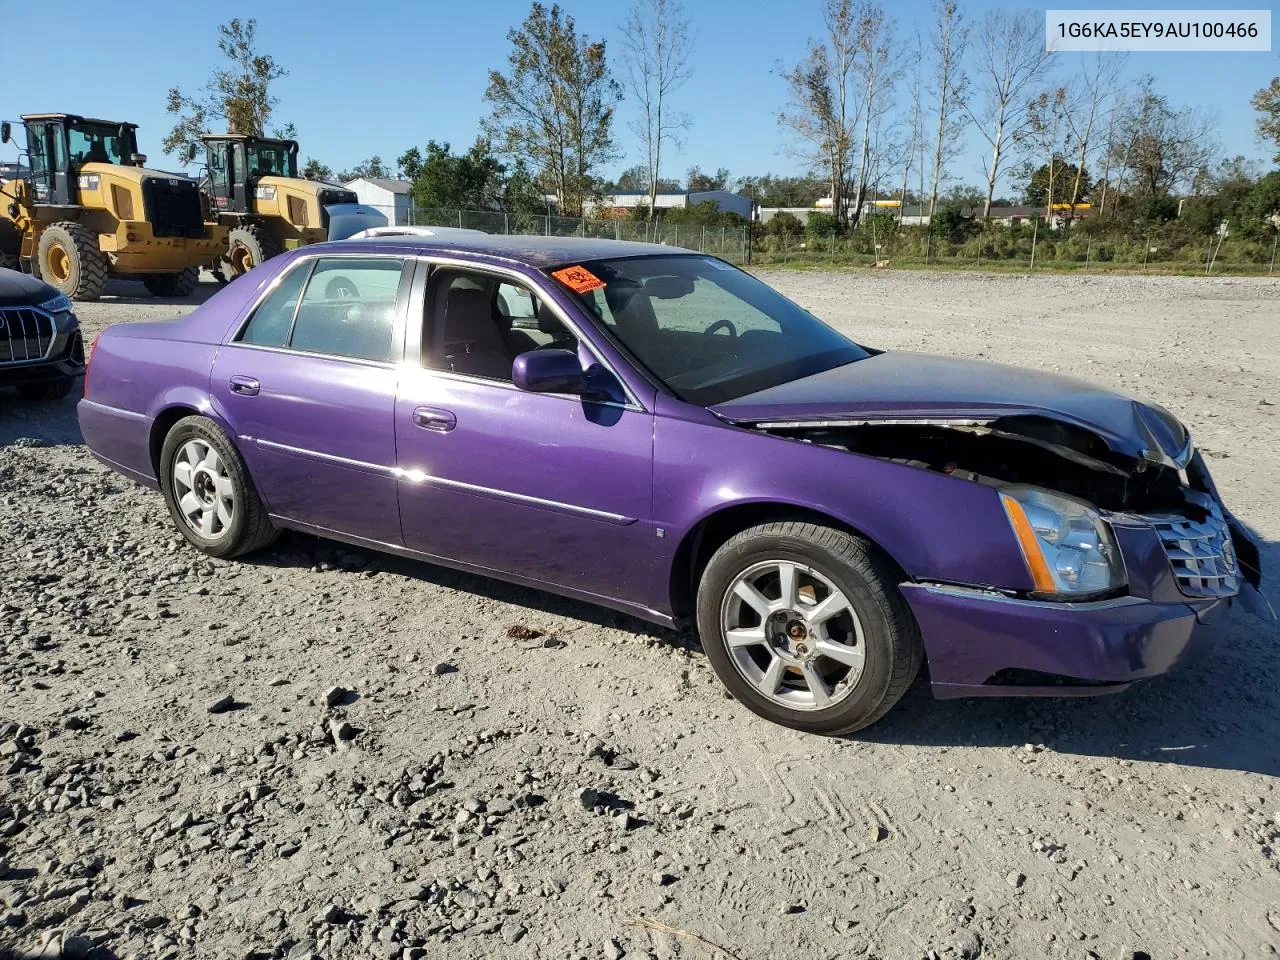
[741,412,1265,600]
[753,414,1199,516]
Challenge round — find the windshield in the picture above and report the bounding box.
[554,255,869,405]
[68,121,129,167]
[247,141,297,178]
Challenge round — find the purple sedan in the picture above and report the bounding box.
[78,235,1267,735]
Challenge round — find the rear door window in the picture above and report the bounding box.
[287,258,404,362]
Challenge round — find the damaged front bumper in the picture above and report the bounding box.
[903,474,1268,699]
[902,583,1230,698]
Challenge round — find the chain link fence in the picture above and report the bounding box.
[394,207,750,264]
[750,222,1280,276]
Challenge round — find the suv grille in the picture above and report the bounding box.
[0,307,55,363]
[142,177,204,239]
[1151,503,1238,599]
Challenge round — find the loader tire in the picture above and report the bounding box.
[226,224,280,278]
[141,267,200,298]
[38,222,107,301]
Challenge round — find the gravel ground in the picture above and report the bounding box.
[2,270,1278,960]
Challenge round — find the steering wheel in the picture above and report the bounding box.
[325,276,359,299]
[705,318,737,338]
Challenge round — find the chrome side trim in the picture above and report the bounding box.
[222,341,397,371]
[251,437,635,525]
[407,470,636,525]
[252,437,397,476]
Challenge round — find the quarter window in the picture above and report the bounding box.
[239,262,309,347]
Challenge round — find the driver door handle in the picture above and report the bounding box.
[412,406,456,432]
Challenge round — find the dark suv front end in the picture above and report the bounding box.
[0,268,86,400]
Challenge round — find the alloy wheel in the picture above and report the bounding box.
[719,560,866,710]
[171,439,235,540]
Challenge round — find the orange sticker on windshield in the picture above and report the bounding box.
[552,265,605,294]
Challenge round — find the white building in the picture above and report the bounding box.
[590,189,755,220]
[344,177,413,225]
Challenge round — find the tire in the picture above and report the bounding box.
[159,415,279,559]
[37,222,107,301]
[141,267,199,298]
[15,378,76,401]
[226,224,280,277]
[695,521,922,736]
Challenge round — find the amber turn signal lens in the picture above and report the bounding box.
[1001,493,1057,592]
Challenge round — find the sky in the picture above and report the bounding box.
[4,0,1277,194]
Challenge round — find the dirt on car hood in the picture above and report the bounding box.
[709,351,1191,469]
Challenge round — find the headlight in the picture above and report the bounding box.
[999,486,1126,597]
[39,292,73,314]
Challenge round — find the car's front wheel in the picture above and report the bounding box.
[159,416,278,559]
[696,521,922,736]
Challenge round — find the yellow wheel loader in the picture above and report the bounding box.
[201,134,386,279]
[0,114,228,300]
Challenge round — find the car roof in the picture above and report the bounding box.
[313,233,694,269]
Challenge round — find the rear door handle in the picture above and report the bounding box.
[412,406,456,432]
[229,376,260,396]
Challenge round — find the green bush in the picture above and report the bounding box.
[806,212,838,238]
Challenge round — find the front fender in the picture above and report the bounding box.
[653,396,1034,594]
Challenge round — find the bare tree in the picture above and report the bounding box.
[848,4,901,226]
[778,0,863,230]
[926,0,967,222]
[1063,53,1127,215]
[484,2,622,217]
[621,0,694,221]
[963,10,1052,218]
[896,51,923,224]
[1025,85,1075,217]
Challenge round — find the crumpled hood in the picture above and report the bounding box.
[709,351,1190,467]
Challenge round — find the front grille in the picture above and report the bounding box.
[1151,503,1239,598]
[0,307,55,363]
[141,177,204,239]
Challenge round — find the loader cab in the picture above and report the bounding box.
[16,114,140,207]
[202,135,299,215]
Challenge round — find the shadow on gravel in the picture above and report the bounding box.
[864,541,1280,778]
[94,277,221,306]
[0,389,84,448]
[245,531,684,645]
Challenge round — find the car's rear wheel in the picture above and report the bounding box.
[696,521,922,736]
[159,416,278,559]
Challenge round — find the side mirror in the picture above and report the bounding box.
[185,143,198,163]
[0,122,10,144]
[512,349,585,395]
